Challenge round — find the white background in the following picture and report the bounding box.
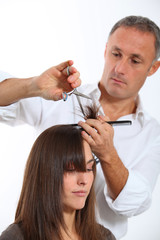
[0,0,160,239]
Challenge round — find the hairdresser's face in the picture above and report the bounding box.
[100,26,157,100]
[62,141,94,212]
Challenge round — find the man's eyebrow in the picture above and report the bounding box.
[112,46,121,51]
[131,53,144,61]
[112,46,144,61]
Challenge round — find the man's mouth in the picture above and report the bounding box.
[111,77,126,85]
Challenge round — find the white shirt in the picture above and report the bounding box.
[0,73,160,239]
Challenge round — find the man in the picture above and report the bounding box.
[0,16,160,239]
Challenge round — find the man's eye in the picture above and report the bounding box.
[131,59,141,64]
[112,51,120,57]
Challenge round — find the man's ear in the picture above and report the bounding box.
[104,43,107,58]
[148,60,160,76]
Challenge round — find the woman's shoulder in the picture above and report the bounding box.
[0,224,24,240]
[98,224,116,240]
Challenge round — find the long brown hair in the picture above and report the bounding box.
[14,122,105,240]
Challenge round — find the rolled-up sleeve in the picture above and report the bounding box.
[0,71,19,125]
[0,71,13,82]
[0,71,43,127]
[0,98,43,127]
[104,132,160,217]
[0,102,19,123]
[104,169,152,217]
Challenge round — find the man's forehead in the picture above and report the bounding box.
[107,27,156,59]
[108,26,156,45]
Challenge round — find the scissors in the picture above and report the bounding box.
[62,88,91,101]
[62,88,91,116]
[62,66,91,101]
[63,67,132,126]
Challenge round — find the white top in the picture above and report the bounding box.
[0,73,160,239]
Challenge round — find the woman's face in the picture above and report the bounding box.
[62,140,94,212]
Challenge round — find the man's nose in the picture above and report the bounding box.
[115,58,128,75]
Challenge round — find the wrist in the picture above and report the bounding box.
[99,147,117,164]
[26,76,41,97]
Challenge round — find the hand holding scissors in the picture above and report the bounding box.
[63,67,132,127]
[62,66,91,101]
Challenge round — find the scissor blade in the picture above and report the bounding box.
[73,89,92,100]
[76,95,85,116]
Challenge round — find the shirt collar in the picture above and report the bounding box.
[133,95,145,127]
[88,84,145,128]
[89,82,101,101]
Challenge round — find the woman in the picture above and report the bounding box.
[0,124,115,240]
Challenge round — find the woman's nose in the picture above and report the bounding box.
[77,172,88,186]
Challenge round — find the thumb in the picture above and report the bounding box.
[97,115,110,122]
[56,60,74,71]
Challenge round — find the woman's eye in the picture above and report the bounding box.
[87,168,93,172]
[67,168,76,172]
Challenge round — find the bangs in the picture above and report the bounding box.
[61,127,86,172]
[63,151,86,172]
[37,125,88,175]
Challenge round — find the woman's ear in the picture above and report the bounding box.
[148,60,160,76]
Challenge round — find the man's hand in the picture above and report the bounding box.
[32,60,81,101]
[78,116,129,199]
[78,117,115,162]
[0,60,81,106]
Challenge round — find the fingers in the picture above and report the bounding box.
[50,61,81,89]
[62,65,81,89]
[78,119,114,161]
[62,65,77,77]
[40,61,81,100]
[78,119,109,141]
[81,129,95,146]
[97,115,110,122]
[68,72,81,88]
[79,120,98,142]
[79,118,114,141]
[56,60,74,71]
[70,78,81,88]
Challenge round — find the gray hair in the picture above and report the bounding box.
[109,16,160,60]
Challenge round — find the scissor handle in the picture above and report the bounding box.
[62,92,68,101]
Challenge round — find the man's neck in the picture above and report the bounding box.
[99,84,137,121]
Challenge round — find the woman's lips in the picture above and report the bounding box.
[72,191,87,197]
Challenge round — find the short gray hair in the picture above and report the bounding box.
[109,16,160,60]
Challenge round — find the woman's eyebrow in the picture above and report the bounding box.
[87,159,95,164]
